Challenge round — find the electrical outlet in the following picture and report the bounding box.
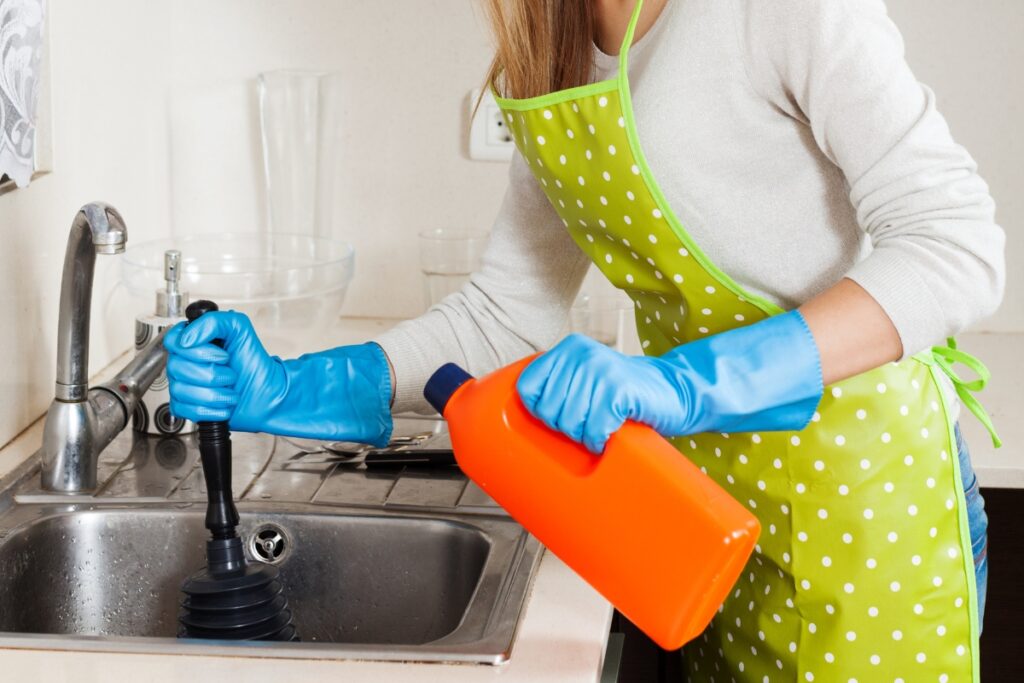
[468,88,515,162]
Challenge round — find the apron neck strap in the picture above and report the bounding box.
[618,0,646,75]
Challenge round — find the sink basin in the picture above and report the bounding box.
[0,422,541,663]
[0,508,494,644]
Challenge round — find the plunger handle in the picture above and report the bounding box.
[185,300,240,540]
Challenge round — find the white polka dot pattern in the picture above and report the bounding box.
[497,80,977,682]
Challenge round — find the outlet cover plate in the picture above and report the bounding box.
[468,88,514,162]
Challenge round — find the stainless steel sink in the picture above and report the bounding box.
[0,418,542,663]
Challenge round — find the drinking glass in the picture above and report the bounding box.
[418,228,489,309]
[569,292,635,352]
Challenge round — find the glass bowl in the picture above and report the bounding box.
[122,233,354,355]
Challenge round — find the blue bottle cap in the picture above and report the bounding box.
[424,363,474,414]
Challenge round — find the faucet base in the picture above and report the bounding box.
[40,387,128,493]
[40,400,98,493]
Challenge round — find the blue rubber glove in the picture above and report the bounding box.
[516,310,823,454]
[164,311,392,446]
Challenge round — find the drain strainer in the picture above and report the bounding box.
[248,523,290,564]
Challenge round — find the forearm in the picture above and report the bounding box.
[375,289,567,414]
[799,278,902,386]
[374,155,591,413]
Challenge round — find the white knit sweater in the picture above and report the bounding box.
[376,0,1005,413]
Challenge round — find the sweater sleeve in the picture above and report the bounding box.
[372,153,591,413]
[740,0,1005,357]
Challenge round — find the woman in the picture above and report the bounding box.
[165,0,1004,679]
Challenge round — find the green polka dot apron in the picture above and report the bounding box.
[494,1,1000,680]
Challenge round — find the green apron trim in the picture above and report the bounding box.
[931,361,983,680]
[614,4,783,319]
[493,79,618,111]
[617,0,646,75]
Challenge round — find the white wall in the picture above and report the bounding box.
[888,0,1023,333]
[163,0,510,321]
[0,0,1019,450]
[0,0,173,449]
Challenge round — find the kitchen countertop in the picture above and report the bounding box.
[0,318,1016,681]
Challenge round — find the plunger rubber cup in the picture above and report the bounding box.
[179,541,297,641]
[177,300,298,642]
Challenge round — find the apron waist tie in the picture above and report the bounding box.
[931,337,1001,448]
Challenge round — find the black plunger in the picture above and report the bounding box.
[177,300,298,641]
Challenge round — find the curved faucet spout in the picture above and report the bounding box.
[41,202,166,493]
[54,202,127,402]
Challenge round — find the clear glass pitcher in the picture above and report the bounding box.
[258,70,347,239]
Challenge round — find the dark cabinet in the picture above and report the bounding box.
[979,487,1023,682]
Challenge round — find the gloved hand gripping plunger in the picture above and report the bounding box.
[177,300,298,641]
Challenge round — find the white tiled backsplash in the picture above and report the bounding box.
[0,0,1020,451]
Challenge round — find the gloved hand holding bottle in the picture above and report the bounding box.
[163,310,393,446]
[517,310,824,454]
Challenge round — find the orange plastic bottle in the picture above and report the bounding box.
[424,356,761,650]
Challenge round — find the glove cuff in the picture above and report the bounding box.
[359,342,395,446]
[776,310,825,430]
[268,343,394,447]
[657,310,824,436]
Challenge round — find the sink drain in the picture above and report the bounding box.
[248,523,291,565]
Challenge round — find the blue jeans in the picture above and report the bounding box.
[956,423,988,630]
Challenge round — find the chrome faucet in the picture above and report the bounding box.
[41,202,168,492]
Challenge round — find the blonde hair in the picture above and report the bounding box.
[482,0,596,100]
